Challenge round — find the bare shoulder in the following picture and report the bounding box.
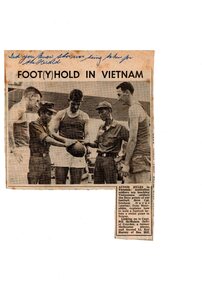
[80,110,90,120]
[54,109,66,120]
[9,102,22,113]
[130,103,148,122]
[49,109,66,132]
[9,102,25,121]
[129,103,141,118]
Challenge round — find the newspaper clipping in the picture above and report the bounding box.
[5,50,154,239]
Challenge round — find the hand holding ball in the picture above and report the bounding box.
[66,141,86,157]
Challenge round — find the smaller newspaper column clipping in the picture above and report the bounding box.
[116,184,153,240]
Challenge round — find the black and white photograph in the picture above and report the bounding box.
[5,50,154,240]
[7,80,152,186]
[2,2,202,285]
[5,50,154,189]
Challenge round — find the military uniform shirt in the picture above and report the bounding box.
[95,120,129,155]
[29,118,51,154]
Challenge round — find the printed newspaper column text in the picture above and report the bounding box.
[116,185,152,238]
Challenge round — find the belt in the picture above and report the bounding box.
[97,152,117,158]
[30,152,49,157]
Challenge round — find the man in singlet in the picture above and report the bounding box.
[8,86,42,185]
[49,89,90,184]
[116,82,151,183]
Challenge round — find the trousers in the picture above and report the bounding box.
[27,155,51,184]
[94,156,117,184]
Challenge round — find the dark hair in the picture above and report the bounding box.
[116,82,134,94]
[69,89,83,102]
[24,86,42,98]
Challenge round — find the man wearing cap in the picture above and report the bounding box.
[49,89,90,184]
[86,101,129,184]
[116,82,151,183]
[28,102,76,184]
[8,86,42,185]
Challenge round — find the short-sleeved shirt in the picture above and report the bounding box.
[95,120,129,155]
[29,118,51,154]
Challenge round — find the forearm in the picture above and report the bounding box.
[124,139,137,166]
[51,132,67,143]
[45,136,66,147]
[8,124,16,151]
[84,133,90,144]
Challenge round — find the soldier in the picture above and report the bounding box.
[86,101,129,184]
[28,102,76,184]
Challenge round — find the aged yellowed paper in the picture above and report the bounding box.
[5,50,154,239]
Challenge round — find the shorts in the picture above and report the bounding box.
[7,146,30,185]
[50,146,86,168]
[130,154,151,174]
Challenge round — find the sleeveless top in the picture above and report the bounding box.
[59,111,86,140]
[129,103,150,156]
[13,121,29,147]
[133,116,150,155]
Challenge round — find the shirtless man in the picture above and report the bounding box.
[8,86,42,184]
[116,82,151,183]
